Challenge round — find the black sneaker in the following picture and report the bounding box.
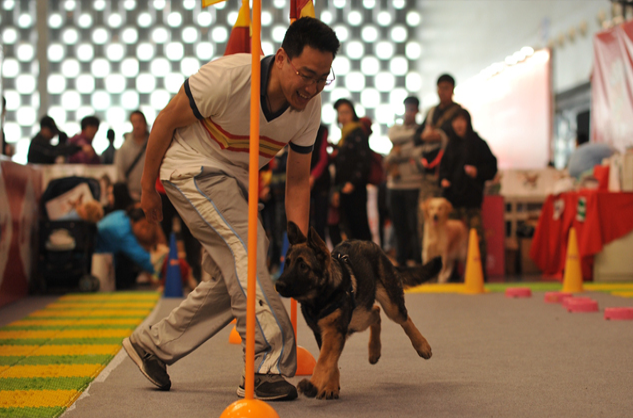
[236,373,298,401]
[122,336,171,391]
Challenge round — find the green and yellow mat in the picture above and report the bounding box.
[406,282,633,298]
[0,292,160,418]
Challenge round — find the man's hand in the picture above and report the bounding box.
[464,165,477,178]
[421,126,441,142]
[441,179,451,188]
[141,188,163,223]
[331,191,340,207]
[342,182,354,194]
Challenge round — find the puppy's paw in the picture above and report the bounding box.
[297,379,317,398]
[417,342,432,359]
[316,384,339,400]
[368,340,381,364]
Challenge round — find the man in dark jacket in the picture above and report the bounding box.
[27,116,81,164]
[439,108,497,279]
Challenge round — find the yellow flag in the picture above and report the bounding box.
[202,0,227,8]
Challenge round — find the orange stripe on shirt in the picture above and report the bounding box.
[199,119,285,159]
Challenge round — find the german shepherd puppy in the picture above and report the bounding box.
[275,221,442,400]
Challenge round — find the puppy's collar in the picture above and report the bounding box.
[302,253,356,324]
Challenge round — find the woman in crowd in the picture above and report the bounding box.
[332,98,372,241]
[439,108,497,280]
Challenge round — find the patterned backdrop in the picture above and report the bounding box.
[0,0,422,163]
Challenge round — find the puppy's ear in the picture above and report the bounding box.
[422,198,430,220]
[287,221,307,245]
[444,199,453,214]
[307,227,331,266]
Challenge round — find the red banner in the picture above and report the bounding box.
[591,20,633,152]
[0,158,42,307]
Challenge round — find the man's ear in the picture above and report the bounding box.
[274,48,286,68]
[287,221,306,245]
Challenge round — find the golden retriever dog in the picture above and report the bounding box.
[421,197,468,283]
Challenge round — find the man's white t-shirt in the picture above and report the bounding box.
[160,54,321,188]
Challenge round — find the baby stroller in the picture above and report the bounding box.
[36,176,101,293]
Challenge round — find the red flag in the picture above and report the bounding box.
[224,0,263,56]
[290,0,315,23]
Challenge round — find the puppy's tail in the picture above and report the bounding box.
[398,257,443,288]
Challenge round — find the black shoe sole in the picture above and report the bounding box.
[236,385,298,401]
[122,337,171,391]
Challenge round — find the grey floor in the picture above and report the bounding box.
[3,290,633,418]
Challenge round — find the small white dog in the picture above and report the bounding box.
[421,197,468,283]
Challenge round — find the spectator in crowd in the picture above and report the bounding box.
[123,17,339,400]
[27,116,81,164]
[415,73,462,248]
[439,108,497,280]
[114,110,149,200]
[385,96,423,266]
[332,98,372,241]
[309,124,331,242]
[67,116,101,164]
[103,182,136,215]
[101,128,117,164]
[96,205,160,289]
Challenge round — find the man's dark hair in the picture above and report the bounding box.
[333,98,359,122]
[81,116,100,131]
[40,115,58,133]
[282,17,340,60]
[437,73,455,87]
[403,96,420,108]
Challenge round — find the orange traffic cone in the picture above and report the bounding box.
[463,228,485,294]
[229,325,242,344]
[562,227,583,293]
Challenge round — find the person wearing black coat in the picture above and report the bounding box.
[439,108,497,279]
[332,98,372,242]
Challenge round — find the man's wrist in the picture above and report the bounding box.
[141,177,157,192]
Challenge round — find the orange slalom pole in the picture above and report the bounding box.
[291,298,298,337]
[244,0,261,401]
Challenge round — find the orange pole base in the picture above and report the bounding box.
[220,399,280,418]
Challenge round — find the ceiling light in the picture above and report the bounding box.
[76,44,94,61]
[121,58,139,77]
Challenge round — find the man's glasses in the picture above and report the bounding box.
[287,58,335,88]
